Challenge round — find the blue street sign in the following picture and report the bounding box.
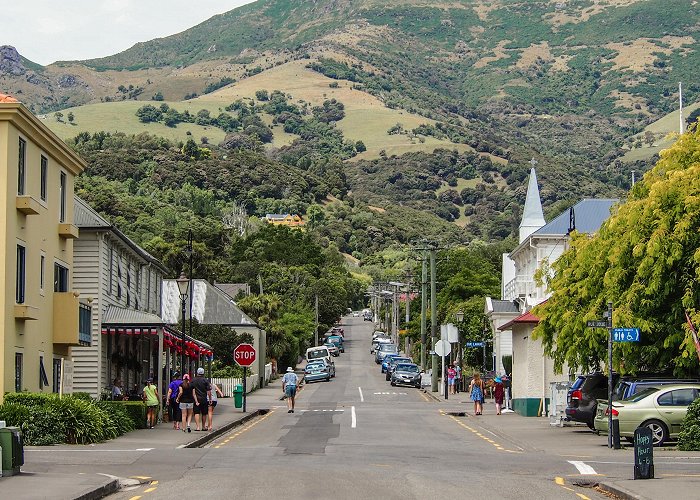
[466,342,485,348]
[612,328,641,342]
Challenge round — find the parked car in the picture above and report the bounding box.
[323,342,340,357]
[331,326,344,337]
[565,372,618,429]
[381,353,401,373]
[353,311,360,317]
[613,376,700,401]
[327,334,344,353]
[391,363,422,388]
[375,343,398,364]
[304,361,331,383]
[385,357,412,381]
[594,384,700,446]
[372,331,387,340]
[306,346,333,369]
[371,337,392,354]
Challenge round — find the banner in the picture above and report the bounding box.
[685,310,700,363]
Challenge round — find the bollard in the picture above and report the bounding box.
[612,419,621,449]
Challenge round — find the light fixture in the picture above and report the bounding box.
[176,271,189,298]
[455,310,464,323]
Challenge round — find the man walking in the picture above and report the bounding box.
[282,367,299,413]
[192,367,212,431]
[166,372,182,430]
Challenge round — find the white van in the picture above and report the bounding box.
[306,346,331,364]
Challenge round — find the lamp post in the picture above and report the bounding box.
[176,271,190,375]
[455,310,464,392]
[185,231,194,369]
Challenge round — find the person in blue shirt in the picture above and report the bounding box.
[282,367,299,413]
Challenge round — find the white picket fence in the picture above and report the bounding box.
[211,375,259,397]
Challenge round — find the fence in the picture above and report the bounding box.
[264,363,273,383]
[211,375,260,397]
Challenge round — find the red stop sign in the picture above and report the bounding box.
[233,343,256,367]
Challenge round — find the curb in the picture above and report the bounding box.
[422,389,441,402]
[72,477,120,500]
[183,409,268,448]
[597,482,648,500]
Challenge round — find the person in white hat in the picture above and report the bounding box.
[192,367,212,430]
[282,367,299,413]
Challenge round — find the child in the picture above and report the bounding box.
[493,377,505,415]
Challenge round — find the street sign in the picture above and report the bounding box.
[613,328,640,342]
[434,339,450,357]
[465,342,484,348]
[586,320,608,328]
[233,343,256,367]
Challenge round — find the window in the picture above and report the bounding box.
[116,257,122,299]
[40,254,45,291]
[39,356,49,390]
[109,247,114,295]
[15,353,23,392]
[16,244,26,303]
[59,171,66,222]
[54,263,69,292]
[53,359,61,393]
[18,138,26,195]
[40,155,48,201]
[657,388,698,407]
[146,268,151,310]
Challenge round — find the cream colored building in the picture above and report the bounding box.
[0,94,88,402]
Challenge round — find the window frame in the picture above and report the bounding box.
[16,243,26,304]
[15,352,23,392]
[54,262,69,293]
[40,253,46,294]
[59,171,67,223]
[18,137,26,195]
[40,155,48,201]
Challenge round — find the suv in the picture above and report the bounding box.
[375,343,398,364]
[613,377,700,401]
[565,372,618,429]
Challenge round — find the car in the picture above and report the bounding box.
[363,311,373,321]
[372,331,387,340]
[613,376,700,401]
[326,334,344,353]
[353,312,360,317]
[385,356,412,381]
[566,372,616,429]
[331,326,344,337]
[594,384,700,446]
[306,346,333,369]
[375,343,398,364]
[381,353,401,373]
[391,363,422,388]
[304,361,331,383]
[371,337,392,354]
[323,342,340,357]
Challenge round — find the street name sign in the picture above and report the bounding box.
[612,328,641,342]
[586,320,608,328]
[233,343,256,367]
[465,342,484,348]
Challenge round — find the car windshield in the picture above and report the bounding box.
[391,358,411,365]
[396,364,418,373]
[624,387,658,402]
[308,350,328,360]
[379,344,397,352]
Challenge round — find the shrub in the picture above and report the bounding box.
[116,401,148,429]
[96,401,136,435]
[22,406,66,446]
[678,398,700,451]
[72,392,94,401]
[0,402,30,427]
[4,392,54,407]
[48,397,117,444]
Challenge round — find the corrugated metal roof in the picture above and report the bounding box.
[215,283,250,298]
[74,196,111,227]
[533,199,618,236]
[103,305,164,326]
[162,279,257,327]
[491,300,520,314]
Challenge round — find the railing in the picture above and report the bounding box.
[503,276,537,301]
[79,303,92,346]
[211,375,259,397]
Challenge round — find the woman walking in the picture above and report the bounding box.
[447,364,457,395]
[493,376,505,415]
[142,378,159,428]
[207,382,224,431]
[166,372,182,430]
[176,374,195,432]
[468,372,485,415]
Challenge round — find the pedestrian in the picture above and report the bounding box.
[447,364,457,395]
[166,372,182,430]
[207,382,224,431]
[468,372,485,415]
[176,374,195,433]
[455,364,462,393]
[282,367,298,413]
[142,378,159,428]
[493,376,505,415]
[112,378,124,400]
[192,367,212,431]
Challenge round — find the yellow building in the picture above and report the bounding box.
[264,213,304,227]
[0,93,88,401]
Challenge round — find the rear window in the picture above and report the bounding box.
[379,344,397,352]
[308,349,329,360]
[570,376,585,391]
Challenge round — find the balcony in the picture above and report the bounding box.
[503,275,537,301]
[58,223,79,239]
[53,292,92,346]
[16,195,43,215]
[14,304,39,320]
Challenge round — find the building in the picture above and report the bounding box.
[0,94,88,401]
[263,213,304,227]
[485,167,618,416]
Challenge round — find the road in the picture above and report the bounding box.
[106,316,605,500]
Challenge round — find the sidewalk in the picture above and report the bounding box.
[426,384,700,500]
[0,376,289,500]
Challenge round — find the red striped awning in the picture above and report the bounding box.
[101,327,159,336]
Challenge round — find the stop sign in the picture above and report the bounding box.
[233,343,256,367]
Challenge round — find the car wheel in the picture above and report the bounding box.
[642,419,669,446]
[587,420,596,430]
[415,383,421,389]
[325,377,331,382]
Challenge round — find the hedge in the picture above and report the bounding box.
[678,398,700,451]
[0,393,143,445]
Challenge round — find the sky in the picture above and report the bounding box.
[2,0,256,66]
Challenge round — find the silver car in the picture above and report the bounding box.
[375,343,398,364]
[391,363,422,388]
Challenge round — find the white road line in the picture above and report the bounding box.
[351,406,357,428]
[358,386,364,402]
[568,460,598,475]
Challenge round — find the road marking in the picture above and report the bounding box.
[351,406,357,428]
[418,391,431,402]
[553,477,591,500]
[567,461,598,475]
[27,449,152,453]
[129,497,142,500]
[358,386,364,402]
[445,413,521,453]
[299,409,344,412]
[149,481,158,485]
[144,487,157,493]
[212,410,274,448]
[131,476,152,480]
[555,477,565,485]
[373,392,407,395]
[136,448,154,451]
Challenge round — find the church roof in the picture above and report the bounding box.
[519,167,546,242]
[533,199,618,236]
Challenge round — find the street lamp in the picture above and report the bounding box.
[176,271,190,375]
[455,311,464,392]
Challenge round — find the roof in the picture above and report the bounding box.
[490,299,520,314]
[265,214,289,219]
[74,196,169,274]
[499,310,540,330]
[161,279,258,327]
[103,305,164,326]
[533,199,618,236]
[214,283,250,298]
[0,92,19,103]
[519,167,546,241]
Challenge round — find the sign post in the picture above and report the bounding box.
[233,343,256,413]
[634,427,654,479]
[435,338,450,400]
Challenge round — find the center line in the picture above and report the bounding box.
[351,406,357,428]
[568,460,598,475]
[358,386,364,402]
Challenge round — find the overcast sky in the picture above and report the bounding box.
[3,0,256,65]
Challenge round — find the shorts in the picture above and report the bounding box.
[285,385,297,397]
[179,402,194,410]
[209,401,218,408]
[448,378,455,386]
[196,401,208,415]
[146,403,159,408]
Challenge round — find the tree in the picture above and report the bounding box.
[255,89,269,101]
[306,204,325,229]
[67,112,75,124]
[533,128,700,376]
[152,91,164,101]
[54,111,63,122]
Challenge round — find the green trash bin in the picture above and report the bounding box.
[0,426,24,476]
[233,384,244,408]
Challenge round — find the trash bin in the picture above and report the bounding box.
[233,384,244,408]
[0,426,24,476]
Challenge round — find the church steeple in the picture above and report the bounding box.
[519,164,546,243]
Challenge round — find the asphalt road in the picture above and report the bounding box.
[104,316,607,500]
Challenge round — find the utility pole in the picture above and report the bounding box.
[430,247,438,393]
[314,294,319,347]
[606,301,614,449]
[420,253,428,371]
[679,82,684,135]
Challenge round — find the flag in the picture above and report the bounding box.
[685,310,700,363]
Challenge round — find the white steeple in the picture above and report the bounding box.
[519,163,546,243]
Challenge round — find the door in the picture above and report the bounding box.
[655,388,699,434]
